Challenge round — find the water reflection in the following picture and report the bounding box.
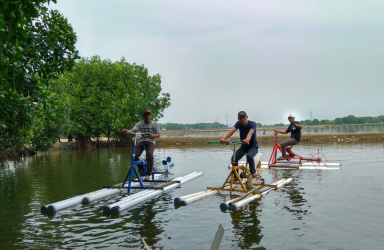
[229,202,263,249]
[271,170,309,221]
[2,144,384,249]
[128,199,164,247]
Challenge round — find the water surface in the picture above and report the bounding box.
[1,143,383,249]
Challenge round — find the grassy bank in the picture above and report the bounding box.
[52,132,384,150]
[156,132,384,146]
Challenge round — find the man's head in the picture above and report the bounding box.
[143,109,152,116]
[288,113,295,122]
[238,111,248,125]
[238,111,247,119]
[143,110,152,123]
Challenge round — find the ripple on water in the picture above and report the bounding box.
[6,144,384,249]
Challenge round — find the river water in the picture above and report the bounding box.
[1,143,383,249]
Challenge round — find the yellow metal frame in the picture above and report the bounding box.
[207,161,269,196]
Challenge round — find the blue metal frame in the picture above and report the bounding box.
[104,132,173,194]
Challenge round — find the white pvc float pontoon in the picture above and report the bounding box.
[82,173,164,205]
[105,171,203,216]
[103,189,158,215]
[41,174,163,214]
[174,178,293,210]
[223,178,293,211]
[238,161,340,170]
[174,190,219,206]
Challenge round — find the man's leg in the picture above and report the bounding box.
[144,142,155,176]
[279,138,298,157]
[232,147,247,179]
[246,147,258,174]
[135,141,145,174]
[234,146,246,165]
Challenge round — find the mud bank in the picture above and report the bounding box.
[52,132,384,150]
[156,132,384,146]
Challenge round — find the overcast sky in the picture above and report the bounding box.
[53,0,384,125]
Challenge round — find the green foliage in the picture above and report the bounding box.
[301,119,334,126]
[334,115,384,125]
[162,122,227,130]
[0,0,79,154]
[292,115,384,126]
[55,56,171,140]
[273,123,285,127]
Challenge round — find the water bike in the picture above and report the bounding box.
[174,140,292,211]
[267,132,340,169]
[104,131,175,194]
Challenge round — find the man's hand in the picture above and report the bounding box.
[220,138,227,144]
[242,138,250,145]
[121,129,129,134]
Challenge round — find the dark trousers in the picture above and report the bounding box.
[135,141,155,175]
[233,146,259,174]
[280,138,298,157]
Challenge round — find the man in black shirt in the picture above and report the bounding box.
[220,111,259,178]
[274,114,303,160]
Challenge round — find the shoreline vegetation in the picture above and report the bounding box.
[52,129,384,150]
[2,128,382,161]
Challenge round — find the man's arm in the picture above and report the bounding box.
[220,127,237,143]
[121,128,136,134]
[274,129,287,134]
[148,123,161,139]
[242,129,255,145]
[148,133,160,139]
[294,122,303,129]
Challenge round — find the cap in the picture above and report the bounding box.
[143,109,152,115]
[238,111,247,118]
[288,113,295,118]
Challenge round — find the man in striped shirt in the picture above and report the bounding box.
[122,110,161,180]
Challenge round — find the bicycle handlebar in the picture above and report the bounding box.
[222,140,242,145]
[274,132,279,143]
[125,131,148,136]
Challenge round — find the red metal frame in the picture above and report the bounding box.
[268,132,322,167]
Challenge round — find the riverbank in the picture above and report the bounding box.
[52,132,384,150]
[156,132,384,146]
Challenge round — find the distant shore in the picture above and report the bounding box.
[156,131,384,146]
[53,131,383,150]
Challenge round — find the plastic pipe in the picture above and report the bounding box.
[229,194,261,210]
[103,190,155,215]
[108,172,203,215]
[180,190,218,206]
[111,190,163,216]
[82,174,163,205]
[229,178,293,211]
[174,191,207,204]
[82,189,123,205]
[46,197,84,214]
[42,174,164,214]
[179,172,204,184]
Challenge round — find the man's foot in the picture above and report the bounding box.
[251,173,258,178]
[137,167,144,176]
[144,175,150,181]
[277,156,288,161]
